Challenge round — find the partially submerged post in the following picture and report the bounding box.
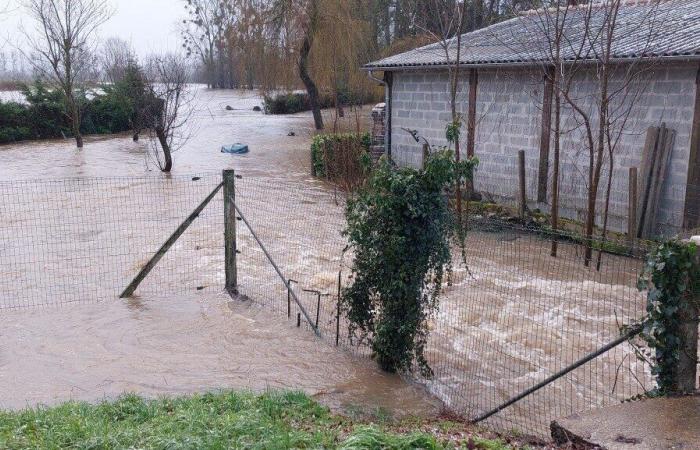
[223,170,238,294]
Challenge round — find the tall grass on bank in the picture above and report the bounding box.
[0,391,517,449]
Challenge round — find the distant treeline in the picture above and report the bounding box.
[0,76,143,144]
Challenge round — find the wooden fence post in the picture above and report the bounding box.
[223,170,237,294]
[518,150,527,219]
[674,238,699,393]
[628,167,638,249]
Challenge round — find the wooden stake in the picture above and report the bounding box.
[628,167,638,248]
[224,170,238,294]
[120,181,223,298]
[518,150,527,219]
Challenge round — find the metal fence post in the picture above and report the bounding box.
[223,170,237,294]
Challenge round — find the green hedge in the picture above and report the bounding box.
[263,92,335,115]
[0,78,142,145]
[311,132,371,178]
[263,89,381,115]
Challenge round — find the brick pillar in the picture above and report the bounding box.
[370,103,386,162]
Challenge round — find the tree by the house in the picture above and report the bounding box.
[508,0,665,265]
[23,0,113,149]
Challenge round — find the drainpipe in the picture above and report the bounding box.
[368,70,390,158]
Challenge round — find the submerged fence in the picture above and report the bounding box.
[231,174,657,439]
[0,171,660,439]
[0,174,224,309]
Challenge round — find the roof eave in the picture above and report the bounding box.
[362,53,700,72]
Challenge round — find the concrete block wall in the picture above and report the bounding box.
[390,63,697,236]
[391,71,469,167]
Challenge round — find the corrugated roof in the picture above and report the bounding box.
[363,0,700,70]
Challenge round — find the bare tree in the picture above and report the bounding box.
[502,1,665,265]
[144,54,194,173]
[269,0,325,130]
[101,37,136,84]
[413,1,471,243]
[23,0,113,148]
[182,0,238,89]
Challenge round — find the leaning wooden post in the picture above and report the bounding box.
[518,150,527,219]
[223,170,238,294]
[628,167,638,250]
[674,236,700,393]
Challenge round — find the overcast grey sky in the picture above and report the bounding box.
[2,0,187,57]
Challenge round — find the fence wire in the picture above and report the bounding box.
[0,174,224,309]
[232,175,658,439]
[0,172,673,439]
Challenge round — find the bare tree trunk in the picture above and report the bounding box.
[299,33,324,130]
[550,71,561,257]
[67,94,83,148]
[156,127,173,172]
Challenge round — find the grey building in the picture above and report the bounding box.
[364,0,700,237]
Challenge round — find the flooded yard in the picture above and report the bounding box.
[0,87,438,418]
[0,86,652,437]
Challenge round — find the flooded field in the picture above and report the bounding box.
[0,87,439,417]
[0,86,653,437]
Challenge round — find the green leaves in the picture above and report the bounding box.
[636,239,700,395]
[341,151,476,376]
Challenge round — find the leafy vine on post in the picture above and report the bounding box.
[635,239,700,395]
[340,150,477,376]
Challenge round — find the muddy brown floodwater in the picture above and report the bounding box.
[0,86,653,437]
[0,87,442,418]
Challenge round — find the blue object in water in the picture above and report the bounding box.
[221,143,249,154]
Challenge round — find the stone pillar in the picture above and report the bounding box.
[675,235,700,393]
[672,236,700,394]
[370,103,386,162]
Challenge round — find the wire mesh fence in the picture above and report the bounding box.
[0,171,682,439]
[0,174,224,310]
[231,174,660,439]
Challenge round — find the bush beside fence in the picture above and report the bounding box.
[311,132,371,191]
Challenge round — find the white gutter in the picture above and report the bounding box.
[367,70,390,158]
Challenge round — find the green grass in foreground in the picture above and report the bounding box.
[0,391,520,449]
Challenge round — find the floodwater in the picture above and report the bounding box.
[0,87,443,418]
[0,292,440,415]
[0,86,652,437]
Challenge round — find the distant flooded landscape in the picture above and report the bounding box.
[0,86,354,180]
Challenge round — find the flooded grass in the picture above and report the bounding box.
[0,391,518,449]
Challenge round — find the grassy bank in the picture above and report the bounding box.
[0,391,524,449]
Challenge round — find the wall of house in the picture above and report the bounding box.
[389,63,698,237]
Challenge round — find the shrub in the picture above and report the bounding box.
[311,132,371,192]
[341,151,477,375]
[263,92,335,115]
